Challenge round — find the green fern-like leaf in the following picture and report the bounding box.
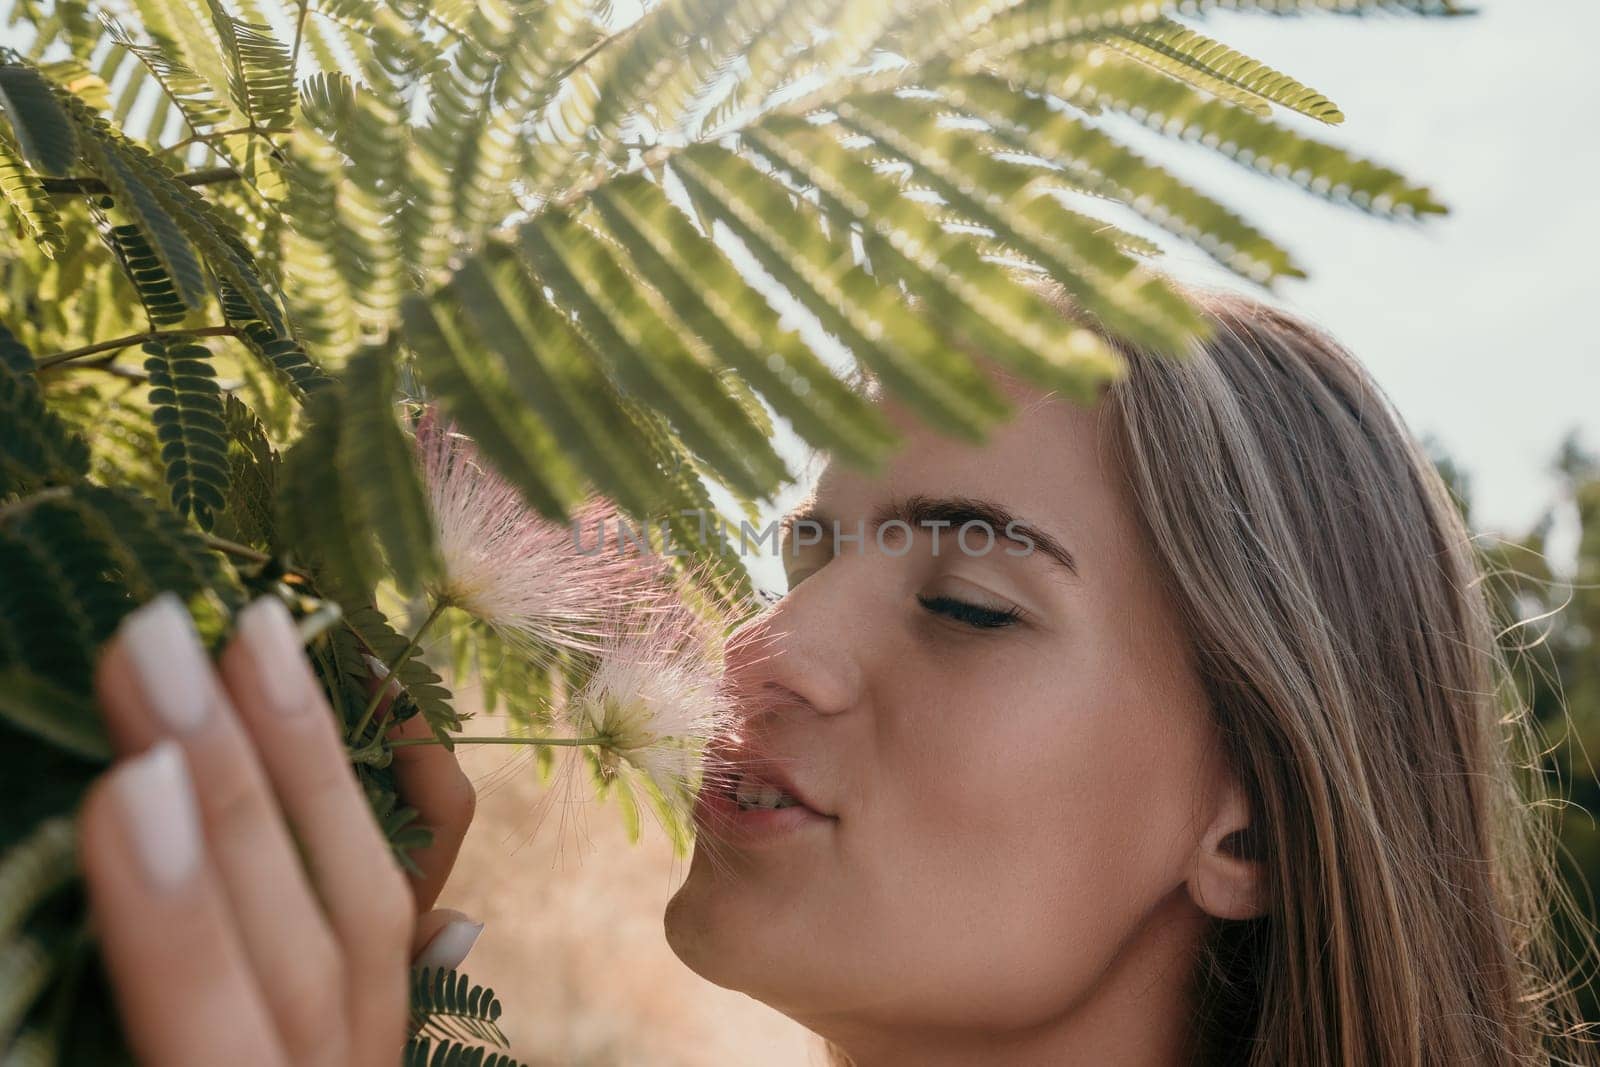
[277,386,384,597]
[441,253,665,517]
[0,525,99,700]
[1002,43,1445,216]
[341,602,460,740]
[14,488,144,650]
[517,210,791,499]
[834,91,1207,354]
[587,176,899,468]
[450,0,599,242]
[143,338,229,530]
[0,666,109,763]
[401,292,583,522]
[204,0,294,134]
[98,12,232,137]
[73,484,234,605]
[282,124,363,358]
[0,485,232,731]
[0,124,63,257]
[0,61,78,175]
[408,967,509,1048]
[220,283,331,398]
[697,0,853,135]
[93,214,192,326]
[211,394,278,549]
[0,817,75,941]
[66,103,211,310]
[936,73,1303,282]
[0,933,53,1046]
[1101,16,1343,122]
[745,116,1131,402]
[339,347,438,595]
[965,0,1465,62]
[0,328,92,496]
[403,1036,527,1067]
[60,88,289,326]
[672,147,1009,437]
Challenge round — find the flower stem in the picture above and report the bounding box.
[350,600,447,742]
[388,734,611,749]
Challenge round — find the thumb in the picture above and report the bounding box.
[411,908,484,972]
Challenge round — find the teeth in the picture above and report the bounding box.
[734,775,798,811]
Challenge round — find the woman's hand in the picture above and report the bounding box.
[78,593,479,1067]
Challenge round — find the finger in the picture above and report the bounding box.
[95,595,350,1067]
[382,704,476,911]
[411,908,485,972]
[220,598,413,1063]
[80,741,289,1067]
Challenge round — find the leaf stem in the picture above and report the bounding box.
[389,734,611,749]
[350,600,448,742]
[41,166,242,196]
[551,24,636,86]
[289,0,310,80]
[161,125,273,156]
[34,325,239,371]
[199,533,272,565]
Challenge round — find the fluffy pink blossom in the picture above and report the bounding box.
[413,407,660,659]
[414,409,747,823]
[561,593,737,812]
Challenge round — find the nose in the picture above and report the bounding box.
[723,576,864,721]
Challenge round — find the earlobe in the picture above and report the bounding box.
[1188,780,1266,921]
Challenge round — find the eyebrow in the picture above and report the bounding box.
[782,493,1080,579]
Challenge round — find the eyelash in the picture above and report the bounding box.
[765,568,1025,631]
[916,593,1023,630]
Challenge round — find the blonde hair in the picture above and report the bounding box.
[828,282,1595,1066]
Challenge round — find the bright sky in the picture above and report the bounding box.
[1112,2,1600,546]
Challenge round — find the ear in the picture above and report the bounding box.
[1186,774,1265,921]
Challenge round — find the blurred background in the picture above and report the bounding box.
[437,3,1600,1062]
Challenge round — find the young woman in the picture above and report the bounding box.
[78,284,1592,1066]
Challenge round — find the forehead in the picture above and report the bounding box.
[812,375,1139,566]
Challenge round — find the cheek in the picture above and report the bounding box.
[857,643,1210,1023]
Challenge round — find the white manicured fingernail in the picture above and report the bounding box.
[115,740,201,893]
[363,654,400,697]
[120,593,212,733]
[413,920,484,972]
[237,597,309,716]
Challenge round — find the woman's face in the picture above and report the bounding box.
[664,376,1245,1052]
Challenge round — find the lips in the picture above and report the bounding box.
[690,735,837,844]
[700,736,832,818]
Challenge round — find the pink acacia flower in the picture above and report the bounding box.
[414,409,740,809]
[413,407,653,659]
[562,596,737,812]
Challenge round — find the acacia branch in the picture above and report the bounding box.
[199,534,273,566]
[41,166,242,196]
[34,325,239,371]
[552,24,637,86]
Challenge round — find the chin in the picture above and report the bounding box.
[663,860,757,991]
[663,851,831,1013]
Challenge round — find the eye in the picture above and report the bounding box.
[916,593,1023,630]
